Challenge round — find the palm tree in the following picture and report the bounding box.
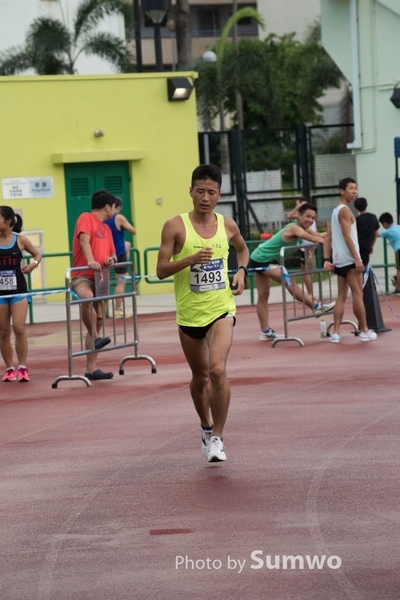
[194,7,265,132]
[174,0,192,69]
[195,17,344,132]
[0,0,133,76]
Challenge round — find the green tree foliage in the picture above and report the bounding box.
[0,0,133,75]
[195,21,344,131]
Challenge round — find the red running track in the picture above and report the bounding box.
[0,298,399,600]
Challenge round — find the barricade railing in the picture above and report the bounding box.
[20,240,395,325]
[271,243,357,347]
[51,262,157,388]
[22,249,141,324]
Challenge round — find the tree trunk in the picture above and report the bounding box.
[174,0,192,69]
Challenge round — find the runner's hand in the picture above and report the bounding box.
[231,270,245,296]
[192,247,213,264]
[88,260,101,270]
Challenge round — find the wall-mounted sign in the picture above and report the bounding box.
[2,177,54,200]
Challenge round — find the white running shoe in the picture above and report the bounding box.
[201,428,212,459]
[359,329,377,342]
[207,436,227,462]
[330,333,341,344]
[259,328,280,341]
[314,301,335,315]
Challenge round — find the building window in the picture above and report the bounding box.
[236,15,252,26]
[198,10,220,34]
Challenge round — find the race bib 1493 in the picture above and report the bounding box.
[190,258,225,292]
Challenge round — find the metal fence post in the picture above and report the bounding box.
[298,124,311,200]
[229,129,249,238]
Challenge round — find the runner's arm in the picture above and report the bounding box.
[19,236,42,274]
[156,220,214,280]
[78,233,101,270]
[226,219,249,295]
[117,214,136,236]
[339,209,363,265]
[283,224,325,245]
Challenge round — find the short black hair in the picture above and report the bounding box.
[339,177,357,191]
[379,212,394,225]
[354,197,367,212]
[114,196,123,209]
[91,190,117,210]
[298,202,317,215]
[191,164,222,188]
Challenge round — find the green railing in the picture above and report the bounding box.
[25,251,72,324]
[141,238,395,304]
[24,248,141,324]
[23,240,395,324]
[143,246,173,284]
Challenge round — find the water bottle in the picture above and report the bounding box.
[320,319,327,338]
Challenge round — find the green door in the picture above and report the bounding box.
[65,162,132,249]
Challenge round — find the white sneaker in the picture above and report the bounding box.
[314,301,335,315]
[359,329,377,342]
[259,328,280,341]
[201,428,212,459]
[207,436,227,462]
[330,333,340,344]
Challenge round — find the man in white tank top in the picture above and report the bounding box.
[323,178,377,343]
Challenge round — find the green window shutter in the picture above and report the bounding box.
[65,164,96,248]
[103,176,124,196]
[64,161,132,251]
[94,162,132,223]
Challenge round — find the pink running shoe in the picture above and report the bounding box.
[18,367,30,382]
[2,368,17,382]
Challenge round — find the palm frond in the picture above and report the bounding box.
[74,0,132,44]
[0,48,32,75]
[24,17,73,74]
[26,17,71,54]
[34,55,72,75]
[217,8,265,63]
[81,32,132,72]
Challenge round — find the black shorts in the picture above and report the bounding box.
[395,250,400,270]
[359,248,370,267]
[115,253,128,275]
[334,263,356,277]
[179,312,236,340]
[249,258,279,271]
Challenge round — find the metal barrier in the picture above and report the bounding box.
[51,262,157,388]
[21,240,396,325]
[271,243,357,347]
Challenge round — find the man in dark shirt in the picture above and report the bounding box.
[354,197,379,266]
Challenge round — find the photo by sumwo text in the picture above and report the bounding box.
[175,552,342,573]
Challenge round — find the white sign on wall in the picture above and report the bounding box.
[2,177,54,200]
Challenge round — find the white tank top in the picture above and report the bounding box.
[301,221,317,248]
[331,204,360,267]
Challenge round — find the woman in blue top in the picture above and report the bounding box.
[104,197,136,317]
